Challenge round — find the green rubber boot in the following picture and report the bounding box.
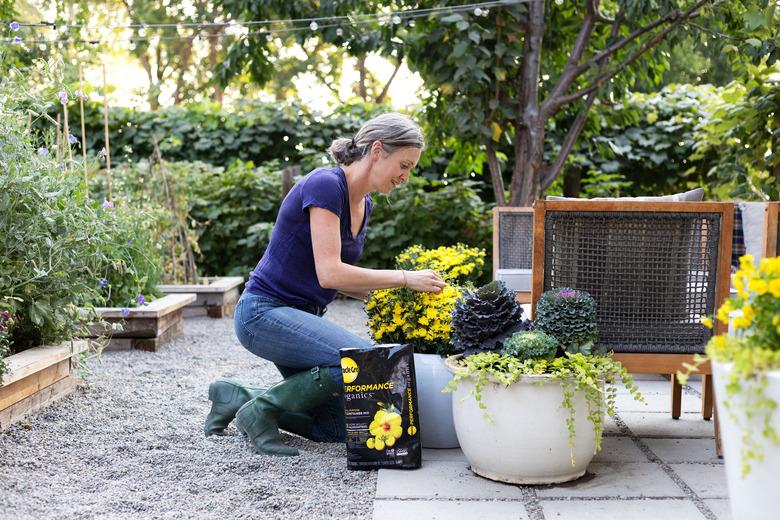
[234,367,342,456]
[205,379,315,438]
[205,379,264,436]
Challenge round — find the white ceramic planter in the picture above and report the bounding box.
[414,353,459,449]
[713,361,780,520]
[445,356,599,484]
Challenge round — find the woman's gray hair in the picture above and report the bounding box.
[328,112,425,166]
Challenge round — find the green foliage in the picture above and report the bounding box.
[57,99,383,169]
[535,288,602,356]
[691,65,780,201]
[567,85,713,197]
[450,281,531,356]
[364,177,492,275]
[0,70,164,370]
[501,331,559,362]
[444,351,643,464]
[189,160,284,277]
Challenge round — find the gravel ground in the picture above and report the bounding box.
[0,299,375,520]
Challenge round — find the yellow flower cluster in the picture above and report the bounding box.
[395,244,485,284]
[366,284,462,355]
[704,255,780,353]
[366,408,403,451]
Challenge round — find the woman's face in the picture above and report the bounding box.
[369,142,422,195]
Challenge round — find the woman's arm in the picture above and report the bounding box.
[310,207,445,293]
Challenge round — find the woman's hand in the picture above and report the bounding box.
[402,269,446,293]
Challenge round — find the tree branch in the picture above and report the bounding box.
[375,60,402,104]
[542,8,623,189]
[546,0,708,112]
[544,0,598,117]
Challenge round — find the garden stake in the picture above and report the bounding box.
[63,104,73,166]
[79,64,89,199]
[55,113,61,158]
[102,63,113,202]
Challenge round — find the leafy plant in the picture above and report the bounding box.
[445,351,643,464]
[449,280,531,357]
[535,288,602,356]
[501,330,558,362]
[680,254,780,476]
[364,177,491,275]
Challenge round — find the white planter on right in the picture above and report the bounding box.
[713,361,780,520]
[446,356,599,484]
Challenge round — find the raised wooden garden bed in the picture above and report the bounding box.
[91,293,196,352]
[157,276,244,318]
[1,340,89,430]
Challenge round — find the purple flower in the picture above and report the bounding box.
[58,90,68,105]
[557,289,577,298]
[68,134,77,144]
[0,311,9,321]
[13,36,22,44]
[127,239,133,245]
[37,147,49,156]
[101,199,114,211]
[98,147,107,159]
[100,278,108,288]
[137,294,147,306]
[121,308,130,316]
[59,163,65,171]
[10,21,20,31]
[75,89,88,100]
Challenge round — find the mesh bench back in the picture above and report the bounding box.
[542,211,721,354]
[497,210,534,269]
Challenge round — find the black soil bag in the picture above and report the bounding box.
[340,344,421,470]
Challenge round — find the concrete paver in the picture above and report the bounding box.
[618,412,717,438]
[591,437,649,463]
[643,438,723,464]
[704,498,733,520]
[535,462,685,498]
[376,460,525,500]
[668,464,729,499]
[373,499,529,520]
[540,499,707,519]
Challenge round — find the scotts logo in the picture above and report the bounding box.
[341,357,359,383]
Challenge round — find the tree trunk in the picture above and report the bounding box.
[509,0,545,207]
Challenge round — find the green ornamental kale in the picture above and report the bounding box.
[450,280,531,356]
[535,288,603,355]
[501,330,559,362]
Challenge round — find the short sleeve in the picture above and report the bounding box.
[300,169,344,217]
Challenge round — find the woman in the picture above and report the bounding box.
[205,113,445,456]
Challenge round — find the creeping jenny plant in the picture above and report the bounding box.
[680,254,780,476]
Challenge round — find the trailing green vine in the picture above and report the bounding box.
[445,351,643,465]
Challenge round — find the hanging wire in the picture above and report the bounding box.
[1,0,525,45]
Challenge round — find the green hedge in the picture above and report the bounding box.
[99,160,493,281]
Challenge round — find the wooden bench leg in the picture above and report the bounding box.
[671,375,682,419]
[702,373,714,420]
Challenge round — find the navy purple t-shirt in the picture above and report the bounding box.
[245,166,373,308]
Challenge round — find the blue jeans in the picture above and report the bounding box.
[233,291,372,443]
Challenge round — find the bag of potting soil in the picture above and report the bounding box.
[340,343,421,470]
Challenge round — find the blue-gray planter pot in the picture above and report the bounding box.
[414,352,459,449]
